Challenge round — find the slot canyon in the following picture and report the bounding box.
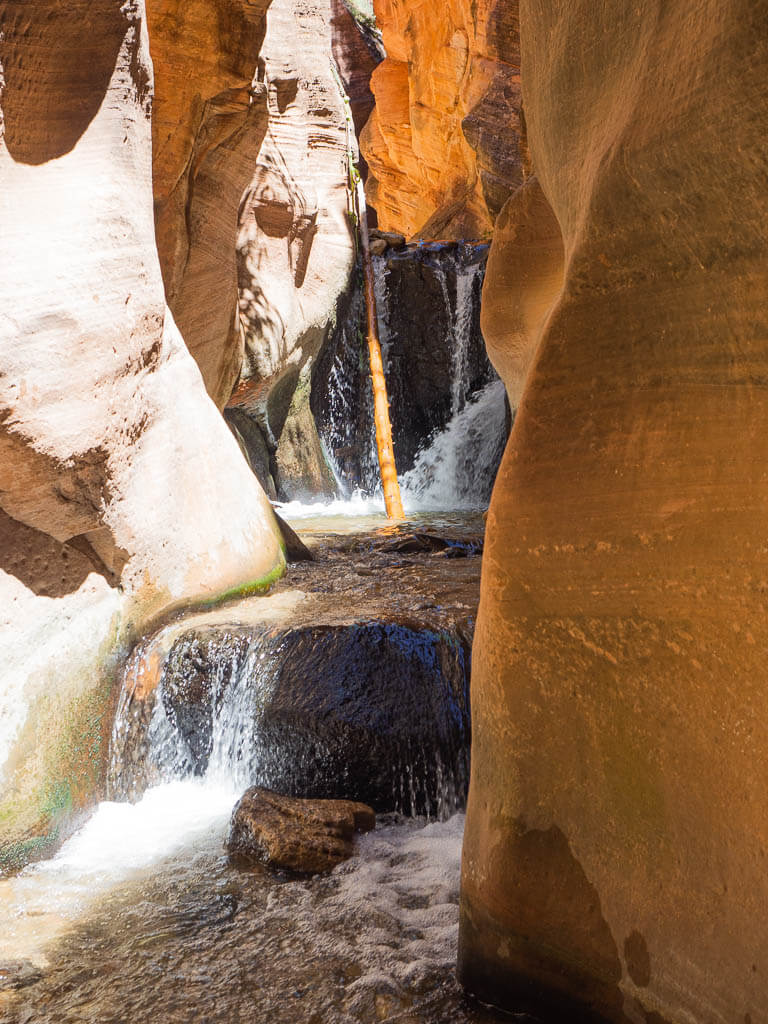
[0,1,766,1022]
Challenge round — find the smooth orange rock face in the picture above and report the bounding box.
[461,1,768,1021]
[147,0,272,407]
[361,0,523,239]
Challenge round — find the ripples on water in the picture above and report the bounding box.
[0,785,511,1024]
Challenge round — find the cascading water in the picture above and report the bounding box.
[312,241,507,513]
[109,622,470,821]
[400,379,507,510]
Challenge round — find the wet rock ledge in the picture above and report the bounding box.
[109,521,483,819]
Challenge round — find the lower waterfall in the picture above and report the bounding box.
[400,379,507,510]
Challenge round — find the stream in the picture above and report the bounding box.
[0,512,518,1024]
[0,242,517,1023]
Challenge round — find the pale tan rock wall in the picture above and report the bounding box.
[228,0,356,498]
[461,1,768,1021]
[361,0,522,239]
[0,0,283,869]
[147,0,356,496]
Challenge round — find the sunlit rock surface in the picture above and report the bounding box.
[0,0,283,870]
[361,0,523,239]
[226,0,357,499]
[147,0,272,408]
[461,1,768,1021]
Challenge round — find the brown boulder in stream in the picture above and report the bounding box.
[228,787,375,874]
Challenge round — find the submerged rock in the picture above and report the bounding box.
[228,787,374,873]
[0,958,43,992]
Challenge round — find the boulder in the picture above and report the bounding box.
[115,620,471,816]
[369,230,407,249]
[228,787,375,873]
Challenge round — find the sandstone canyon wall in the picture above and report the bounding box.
[149,0,360,500]
[330,0,384,184]
[227,0,358,500]
[147,0,273,409]
[0,0,284,870]
[461,1,768,1022]
[361,0,523,239]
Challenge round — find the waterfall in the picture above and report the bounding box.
[109,623,471,821]
[439,257,476,418]
[312,241,507,510]
[400,379,507,510]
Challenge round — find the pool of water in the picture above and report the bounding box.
[0,783,515,1024]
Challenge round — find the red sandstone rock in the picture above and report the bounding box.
[361,0,523,239]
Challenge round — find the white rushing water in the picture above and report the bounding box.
[0,778,237,963]
[282,378,507,519]
[400,379,507,511]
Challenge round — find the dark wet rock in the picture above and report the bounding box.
[109,518,482,810]
[228,787,375,874]
[312,243,497,493]
[245,621,471,814]
[272,508,314,562]
[375,532,483,557]
[119,618,471,816]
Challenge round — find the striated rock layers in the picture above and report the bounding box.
[147,0,273,408]
[361,0,523,239]
[0,0,283,870]
[149,0,358,499]
[226,0,358,500]
[460,1,768,1022]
